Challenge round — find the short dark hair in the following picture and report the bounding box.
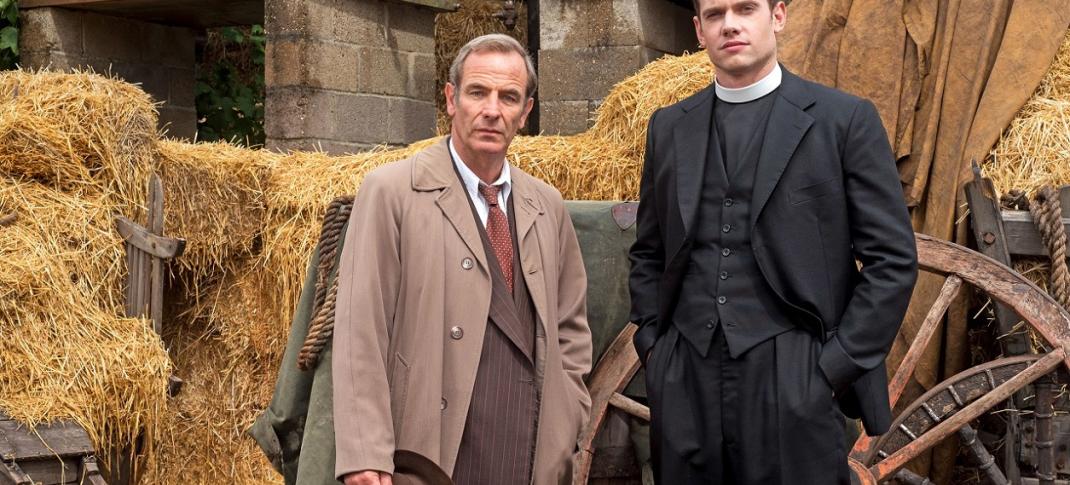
[692,0,779,14]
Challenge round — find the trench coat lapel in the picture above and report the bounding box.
[413,139,490,274]
[510,171,550,335]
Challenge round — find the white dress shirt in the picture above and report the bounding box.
[449,138,511,228]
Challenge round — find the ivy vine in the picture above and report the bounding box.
[0,0,18,70]
[196,25,265,147]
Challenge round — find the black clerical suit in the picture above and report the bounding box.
[629,66,918,484]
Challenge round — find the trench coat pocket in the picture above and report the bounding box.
[390,352,411,433]
[790,177,841,205]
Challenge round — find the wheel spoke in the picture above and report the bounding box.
[609,392,650,421]
[888,275,963,408]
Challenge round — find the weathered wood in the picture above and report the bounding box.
[573,324,640,485]
[870,350,1066,480]
[114,216,184,259]
[888,275,962,406]
[18,0,262,28]
[999,211,1070,257]
[964,171,1031,356]
[389,0,459,11]
[0,420,95,461]
[148,175,164,336]
[608,393,650,422]
[915,235,1070,370]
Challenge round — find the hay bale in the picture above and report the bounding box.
[986,30,1070,196]
[0,70,157,210]
[0,180,170,455]
[141,323,280,485]
[159,140,273,282]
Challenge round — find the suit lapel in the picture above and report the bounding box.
[413,138,491,273]
[672,86,716,240]
[750,69,815,227]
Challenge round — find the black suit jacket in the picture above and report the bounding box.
[628,67,918,435]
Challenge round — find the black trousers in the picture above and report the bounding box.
[645,325,850,485]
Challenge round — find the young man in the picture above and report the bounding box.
[628,1,918,483]
[333,34,592,485]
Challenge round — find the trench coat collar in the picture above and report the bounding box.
[411,137,545,274]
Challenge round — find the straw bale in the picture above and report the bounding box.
[0,180,170,454]
[986,30,1070,195]
[589,52,713,157]
[158,140,273,282]
[141,323,280,485]
[0,70,157,210]
[434,0,528,134]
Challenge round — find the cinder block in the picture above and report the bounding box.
[265,0,310,36]
[158,106,197,140]
[144,24,196,67]
[384,3,435,53]
[266,86,314,140]
[267,137,378,155]
[269,0,386,45]
[356,47,410,97]
[637,0,696,54]
[167,68,196,107]
[82,12,143,61]
[539,0,640,50]
[329,92,393,143]
[109,63,169,102]
[18,8,84,57]
[19,50,85,71]
[267,38,359,91]
[387,97,436,144]
[538,46,661,101]
[539,100,591,135]
[409,52,437,101]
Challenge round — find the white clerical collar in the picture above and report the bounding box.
[715,63,782,104]
[448,137,511,200]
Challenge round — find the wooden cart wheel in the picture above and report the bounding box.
[573,234,1070,484]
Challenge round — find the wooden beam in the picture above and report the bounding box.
[115,215,185,259]
[999,211,1070,257]
[20,0,263,28]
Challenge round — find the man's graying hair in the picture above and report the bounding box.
[449,34,538,100]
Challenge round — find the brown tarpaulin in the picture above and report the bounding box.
[779,0,1070,480]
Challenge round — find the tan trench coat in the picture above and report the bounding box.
[332,139,593,484]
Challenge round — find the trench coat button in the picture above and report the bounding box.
[461,257,473,270]
[717,296,727,305]
[441,398,448,410]
[721,248,731,257]
[450,326,464,340]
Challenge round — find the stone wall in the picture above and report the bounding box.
[19,8,198,139]
[264,0,439,154]
[538,0,695,135]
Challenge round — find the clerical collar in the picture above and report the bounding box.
[715,63,782,104]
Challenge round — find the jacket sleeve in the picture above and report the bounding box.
[332,170,402,478]
[556,201,593,439]
[818,99,919,393]
[629,110,665,363]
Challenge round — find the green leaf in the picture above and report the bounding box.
[0,26,18,55]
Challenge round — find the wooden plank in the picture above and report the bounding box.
[0,421,94,462]
[19,0,263,28]
[389,0,459,11]
[964,172,1031,355]
[124,242,135,318]
[148,175,164,336]
[1000,211,1070,257]
[114,216,184,259]
[16,458,81,485]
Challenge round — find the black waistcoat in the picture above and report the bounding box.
[671,93,796,358]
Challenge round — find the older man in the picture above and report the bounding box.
[333,34,592,485]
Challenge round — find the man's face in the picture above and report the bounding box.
[694,0,786,83]
[445,50,533,161]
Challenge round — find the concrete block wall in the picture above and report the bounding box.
[265,0,438,154]
[538,0,696,135]
[19,8,198,139]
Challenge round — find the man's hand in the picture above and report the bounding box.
[343,471,393,485]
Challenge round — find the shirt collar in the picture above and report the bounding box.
[715,63,782,104]
[448,137,511,198]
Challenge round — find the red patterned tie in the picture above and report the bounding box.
[478,183,514,291]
